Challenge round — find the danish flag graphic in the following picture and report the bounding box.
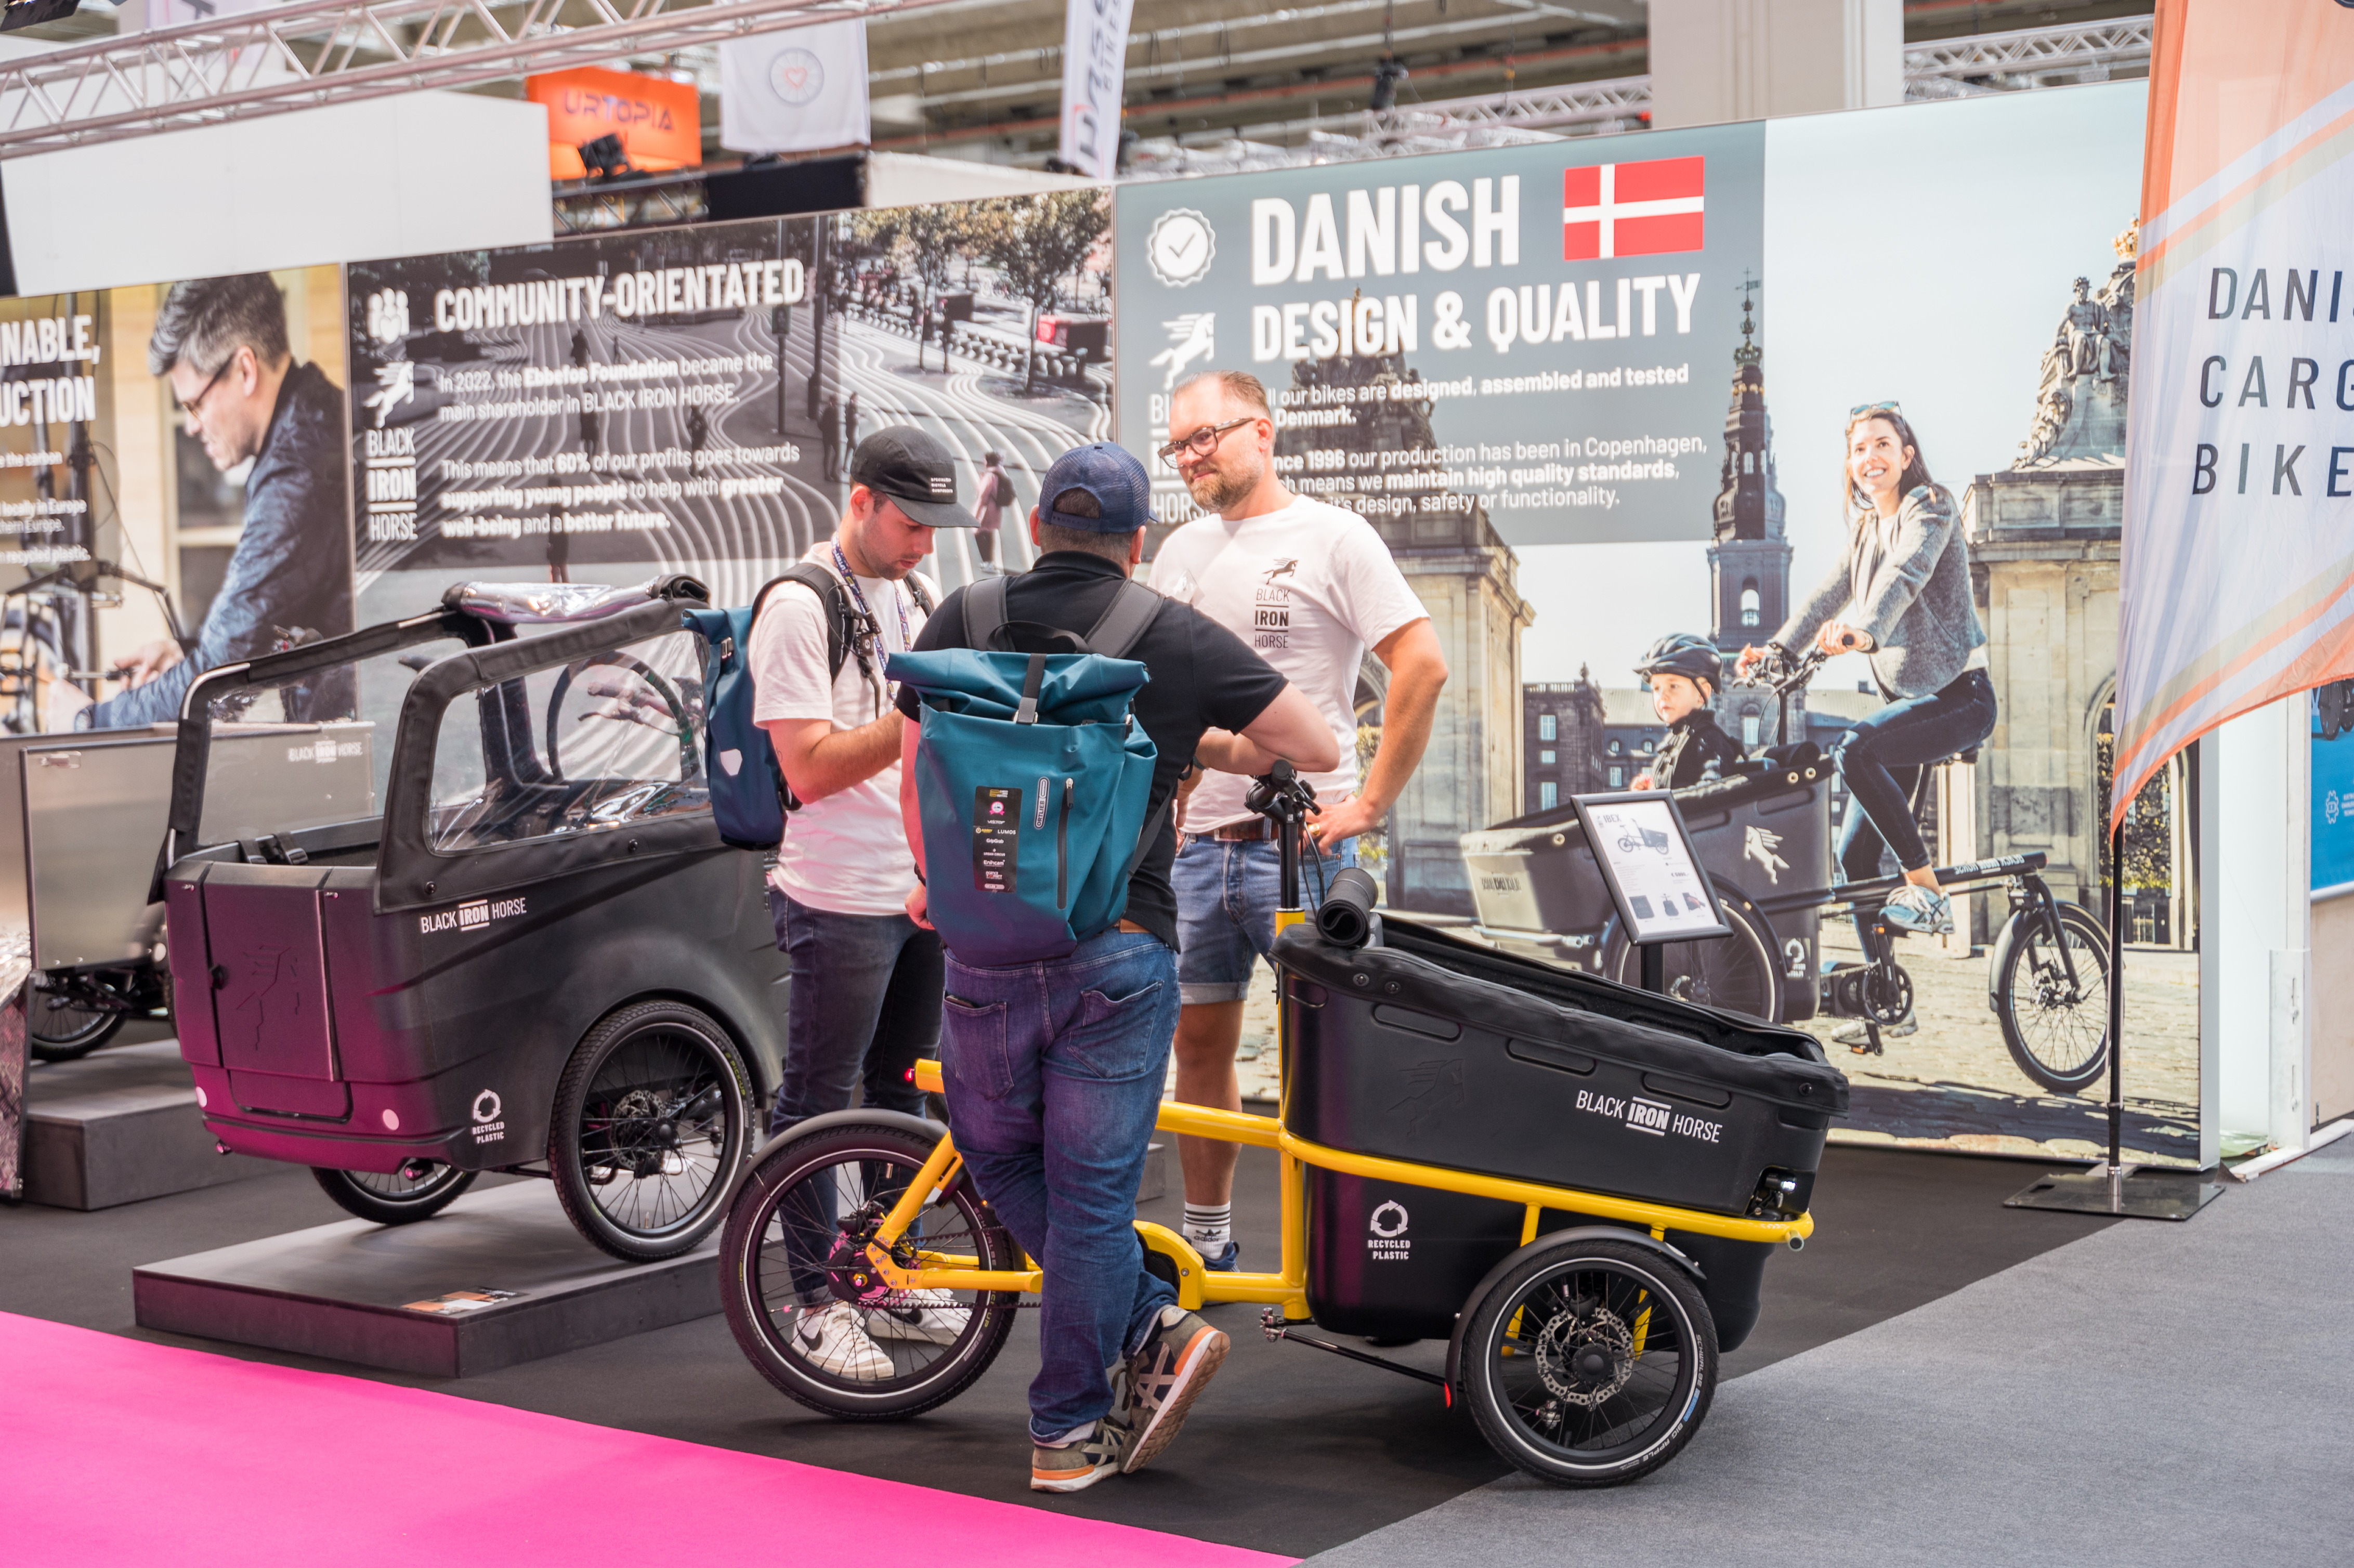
[1562,157,1706,261]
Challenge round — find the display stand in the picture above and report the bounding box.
[20,1040,269,1209]
[133,1181,725,1377]
[1572,790,1732,995]
[2006,823,2223,1220]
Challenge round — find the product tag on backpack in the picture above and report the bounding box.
[973,787,1021,893]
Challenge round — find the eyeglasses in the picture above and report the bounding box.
[174,358,233,427]
[1848,400,1903,419]
[1156,416,1256,468]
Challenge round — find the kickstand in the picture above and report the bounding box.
[1261,1309,1453,1402]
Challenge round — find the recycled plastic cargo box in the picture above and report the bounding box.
[1275,918,1849,1347]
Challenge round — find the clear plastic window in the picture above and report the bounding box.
[198,639,466,850]
[428,629,708,854]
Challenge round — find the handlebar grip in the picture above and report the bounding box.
[1316,867,1381,950]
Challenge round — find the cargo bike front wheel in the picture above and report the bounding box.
[1460,1236,1718,1487]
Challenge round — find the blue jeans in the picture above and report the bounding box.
[1171,834,1357,1004]
[1832,669,1997,945]
[938,929,1180,1442]
[768,888,940,1136]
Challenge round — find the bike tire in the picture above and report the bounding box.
[721,1121,1019,1422]
[312,1164,477,1224]
[27,975,126,1061]
[1460,1237,1717,1487]
[550,1000,753,1262]
[1603,883,1784,1023]
[1996,903,2111,1095]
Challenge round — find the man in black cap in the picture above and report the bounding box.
[747,424,977,1381]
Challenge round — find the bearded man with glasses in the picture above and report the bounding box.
[1148,369,1448,1275]
[58,273,351,731]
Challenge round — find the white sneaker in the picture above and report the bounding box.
[793,1302,894,1379]
[869,1288,969,1346]
[1881,883,1954,935]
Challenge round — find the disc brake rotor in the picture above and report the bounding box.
[1534,1299,1637,1407]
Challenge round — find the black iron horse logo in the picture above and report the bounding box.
[1388,1058,1466,1135]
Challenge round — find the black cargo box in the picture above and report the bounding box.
[1276,917,1847,1220]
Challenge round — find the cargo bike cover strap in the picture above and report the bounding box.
[888,576,1166,969]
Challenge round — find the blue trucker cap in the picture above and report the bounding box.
[1039,442,1156,533]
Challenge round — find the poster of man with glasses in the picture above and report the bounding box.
[57,272,352,731]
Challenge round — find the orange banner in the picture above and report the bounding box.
[2113,0,2354,828]
[526,67,703,179]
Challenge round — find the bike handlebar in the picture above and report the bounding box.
[1734,643,1828,697]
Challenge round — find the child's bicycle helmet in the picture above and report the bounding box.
[1636,632,1724,692]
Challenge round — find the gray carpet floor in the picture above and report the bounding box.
[1305,1141,2354,1566]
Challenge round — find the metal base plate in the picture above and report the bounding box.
[2004,1164,2224,1221]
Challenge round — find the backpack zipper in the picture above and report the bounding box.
[1056,777,1073,906]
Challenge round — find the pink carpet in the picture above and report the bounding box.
[0,1312,1294,1567]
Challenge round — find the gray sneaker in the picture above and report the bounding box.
[1031,1416,1128,1493]
[1120,1305,1230,1474]
[1832,1011,1916,1049]
[1881,883,1953,935]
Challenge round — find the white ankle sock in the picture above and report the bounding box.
[1183,1203,1233,1254]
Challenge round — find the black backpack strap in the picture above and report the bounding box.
[1079,579,1163,659]
[908,573,936,616]
[962,574,1013,650]
[755,563,857,681]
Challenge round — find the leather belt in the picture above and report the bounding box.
[1116,919,1151,935]
[1207,819,1273,842]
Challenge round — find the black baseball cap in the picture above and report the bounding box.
[850,425,974,528]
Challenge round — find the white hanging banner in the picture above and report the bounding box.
[1059,0,1134,180]
[720,18,871,156]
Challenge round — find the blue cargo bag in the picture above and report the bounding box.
[888,578,1165,968]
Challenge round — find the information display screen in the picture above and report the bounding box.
[1571,791,1730,947]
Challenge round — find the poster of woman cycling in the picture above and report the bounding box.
[1117,79,2202,1166]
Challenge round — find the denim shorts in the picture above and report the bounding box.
[1171,833,1357,1004]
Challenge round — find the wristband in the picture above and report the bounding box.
[911,863,926,886]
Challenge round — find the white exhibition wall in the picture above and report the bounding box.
[2,91,554,296]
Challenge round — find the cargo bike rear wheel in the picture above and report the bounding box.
[720,1121,1019,1420]
[550,1000,753,1261]
[1460,1236,1717,1487]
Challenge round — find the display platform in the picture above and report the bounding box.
[132,1180,721,1377]
[23,1040,269,1210]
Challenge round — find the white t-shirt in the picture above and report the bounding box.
[749,543,937,916]
[1150,496,1428,832]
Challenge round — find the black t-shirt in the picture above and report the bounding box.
[896,552,1288,949]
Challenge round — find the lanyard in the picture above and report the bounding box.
[831,543,913,650]
[832,543,912,708]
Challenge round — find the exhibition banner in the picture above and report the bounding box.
[2,268,352,735]
[1116,126,1763,546]
[1060,0,1136,181]
[345,190,1110,620]
[718,19,872,156]
[2111,0,2354,826]
[1117,84,2200,1166]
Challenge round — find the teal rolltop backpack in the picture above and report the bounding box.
[887,576,1167,968]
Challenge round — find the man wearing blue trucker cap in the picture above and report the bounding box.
[895,442,1337,1493]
